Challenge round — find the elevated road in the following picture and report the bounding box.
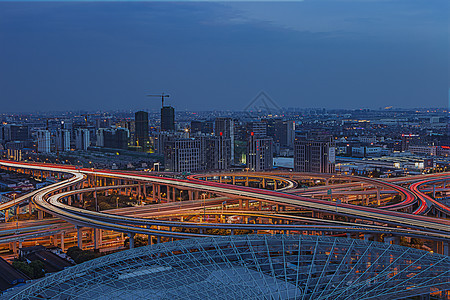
[0,161,450,243]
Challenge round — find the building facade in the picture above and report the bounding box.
[294,137,335,173]
[56,129,71,152]
[37,130,51,153]
[247,134,273,171]
[135,111,149,148]
[75,129,90,151]
[204,135,232,170]
[161,106,175,132]
[164,139,203,173]
[215,117,234,163]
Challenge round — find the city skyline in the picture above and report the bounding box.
[1,0,448,112]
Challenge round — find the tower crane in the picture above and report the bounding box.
[147,93,170,108]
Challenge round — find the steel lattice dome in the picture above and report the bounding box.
[5,235,450,300]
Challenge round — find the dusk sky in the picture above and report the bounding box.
[0,0,448,113]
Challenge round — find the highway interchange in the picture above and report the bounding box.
[0,160,449,254]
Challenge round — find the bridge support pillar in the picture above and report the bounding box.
[443,242,449,256]
[38,210,43,220]
[188,190,193,201]
[157,185,161,203]
[152,184,156,202]
[4,210,8,222]
[128,233,135,249]
[376,188,381,206]
[60,232,65,252]
[93,228,100,250]
[76,226,83,249]
[146,225,152,245]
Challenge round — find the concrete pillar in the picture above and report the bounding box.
[157,185,161,202]
[376,188,381,206]
[93,228,100,250]
[4,210,9,222]
[146,225,152,245]
[52,234,58,247]
[188,190,193,201]
[128,233,135,249]
[19,240,23,249]
[76,226,83,249]
[60,232,65,252]
[157,236,161,244]
[152,184,156,202]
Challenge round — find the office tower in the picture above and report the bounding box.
[164,138,203,173]
[247,133,273,171]
[135,111,149,148]
[10,125,30,141]
[286,120,295,148]
[264,118,295,147]
[191,120,214,135]
[56,129,71,152]
[75,129,90,151]
[99,128,129,149]
[248,121,267,138]
[215,117,234,162]
[117,120,135,145]
[191,121,203,134]
[204,135,232,170]
[161,106,175,131]
[0,124,29,142]
[294,136,335,173]
[37,130,51,153]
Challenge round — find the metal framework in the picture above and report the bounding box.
[5,235,449,300]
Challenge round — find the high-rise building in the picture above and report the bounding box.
[56,129,71,152]
[191,120,214,135]
[0,124,29,142]
[264,118,295,148]
[248,121,267,138]
[135,111,149,148]
[204,135,232,170]
[161,106,175,131]
[164,138,203,173]
[75,129,90,151]
[190,121,203,134]
[294,136,335,173]
[247,133,273,171]
[215,117,234,162]
[10,125,30,141]
[37,130,51,153]
[97,128,129,149]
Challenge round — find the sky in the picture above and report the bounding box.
[0,0,448,112]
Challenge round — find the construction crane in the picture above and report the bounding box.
[81,114,100,127]
[147,93,170,108]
